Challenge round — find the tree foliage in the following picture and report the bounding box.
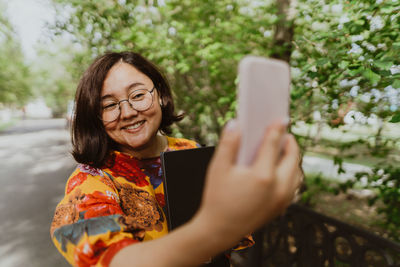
[291,0,399,126]
[0,3,31,106]
[51,0,293,142]
[30,38,81,117]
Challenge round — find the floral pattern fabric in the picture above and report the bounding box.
[51,136,253,267]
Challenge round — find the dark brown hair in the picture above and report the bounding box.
[71,51,183,167]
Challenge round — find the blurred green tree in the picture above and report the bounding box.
[30,38,82,117]
[0,3,31,107]
[50,0,289,143]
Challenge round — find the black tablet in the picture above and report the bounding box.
[161,146,215,231]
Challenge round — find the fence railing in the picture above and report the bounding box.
[234,204,400,267]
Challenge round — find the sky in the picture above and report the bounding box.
[4,0,56,59]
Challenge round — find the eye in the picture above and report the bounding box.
[130,92,146,101]
[103,103,118,110]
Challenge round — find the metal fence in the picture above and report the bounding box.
[234,204,400,267]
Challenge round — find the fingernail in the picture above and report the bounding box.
[225,119,237,132]
[281,117,290,127]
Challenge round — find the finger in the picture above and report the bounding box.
[276,135,302,192]
[211,120,241,169]
[252,120,287,174]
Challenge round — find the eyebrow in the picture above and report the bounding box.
[101,82,145,100]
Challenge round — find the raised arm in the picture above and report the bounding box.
[110,120,302,267]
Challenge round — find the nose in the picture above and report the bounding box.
[119,100,138,120]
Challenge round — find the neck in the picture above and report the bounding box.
[120,135,167,160]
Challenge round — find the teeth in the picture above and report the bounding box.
[125,121,144,130]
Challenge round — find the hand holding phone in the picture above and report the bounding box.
[236,56,290,165]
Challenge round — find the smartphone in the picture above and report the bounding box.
[236,56,290,166]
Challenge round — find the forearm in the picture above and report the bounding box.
[110,214,237,267]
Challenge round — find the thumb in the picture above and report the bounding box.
[211,120,241,169]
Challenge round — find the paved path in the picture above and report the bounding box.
[0,120,73,267]
[0,118,67,135]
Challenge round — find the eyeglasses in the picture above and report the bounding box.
[101,87,156,122]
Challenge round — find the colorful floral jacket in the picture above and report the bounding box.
[50,136,253,267]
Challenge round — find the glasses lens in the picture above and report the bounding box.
[129,89,153,111]
[102,103,120,122]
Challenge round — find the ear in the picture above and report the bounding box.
[159,97,163,107]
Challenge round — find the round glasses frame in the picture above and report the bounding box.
[100,87,156,123]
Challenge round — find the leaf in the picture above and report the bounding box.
[374,60,393,70]
[393,42,400,50]
[348,67,364,76]
[389,112,400,123]
[393,80,400,89]
[317,58,329,66]
[362,69,381,84]
[333,155,343,167]
[338,61,349,69]
[355,19,365,25]
[217,96,230,105]
[381,7,394,14]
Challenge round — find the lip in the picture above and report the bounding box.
[121,120,146,132]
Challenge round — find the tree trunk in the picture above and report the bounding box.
[271,0,296,63]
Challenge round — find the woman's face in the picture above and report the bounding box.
[101,62,162,154]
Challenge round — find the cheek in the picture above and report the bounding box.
[103,122,119,137]
[147,105,162,124]
[103,121,117,130]
[151,109,163,129]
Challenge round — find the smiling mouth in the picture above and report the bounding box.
[123,121,145,130]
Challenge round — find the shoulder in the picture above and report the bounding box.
[166,136,201,150]
[64,163,116,195]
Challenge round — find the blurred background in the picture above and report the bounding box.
[0,0,399,266]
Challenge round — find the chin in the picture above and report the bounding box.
[125,135,154,151]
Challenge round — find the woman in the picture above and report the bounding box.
[51,51,302,267]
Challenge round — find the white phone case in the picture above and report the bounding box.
[237,56,290,166]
